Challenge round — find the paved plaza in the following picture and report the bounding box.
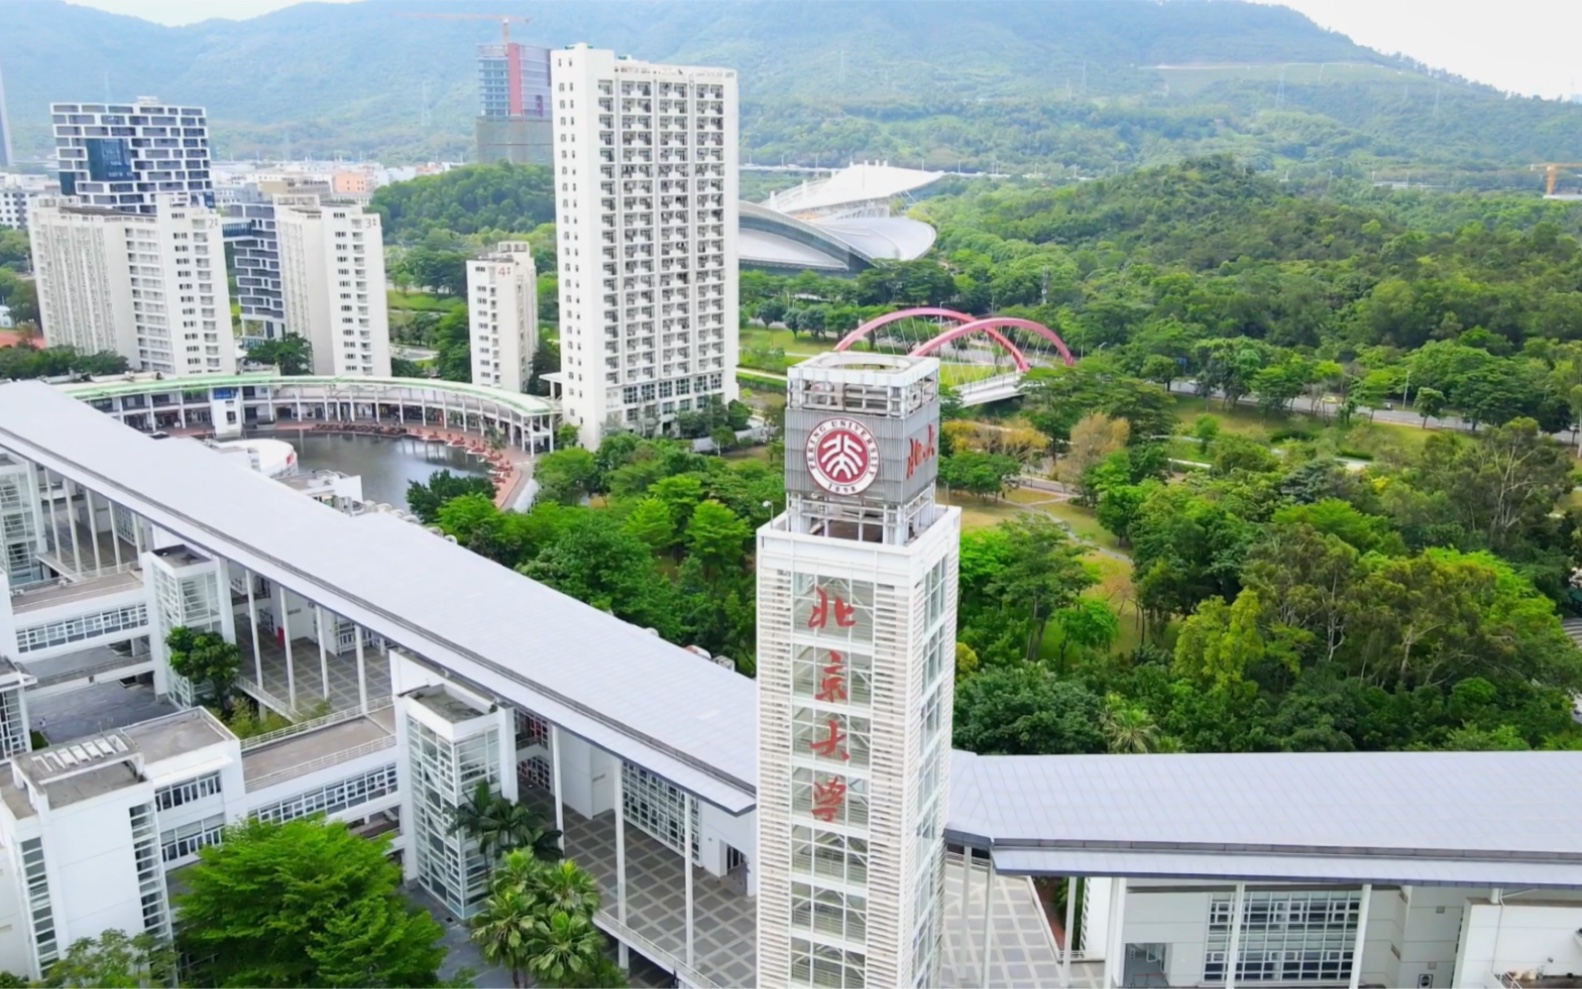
[942,852,1100,989]
[551,796,756,988]
[239,633,391,718]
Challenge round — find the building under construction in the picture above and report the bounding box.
[476,40,552,165]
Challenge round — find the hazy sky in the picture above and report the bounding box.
[66,0,1582,100]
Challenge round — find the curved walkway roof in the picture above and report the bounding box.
[54,372,560,417]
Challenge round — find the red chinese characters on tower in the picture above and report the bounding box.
[811,776,848,822]
[806,586,856,630]
[815,650,848,703]
[808,717,850,762]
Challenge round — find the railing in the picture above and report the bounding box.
[245,735,395,790]
[28,654,153,688]
[239,697,393,750]
[592,909,722,989]
[235,676,298,720]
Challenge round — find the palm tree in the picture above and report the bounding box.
[1102,697,1161,754]
[495,798,564,863]
[471,887,535,989]
[525,911,607,988]
[449,780,512,862]
[533,858,602,916]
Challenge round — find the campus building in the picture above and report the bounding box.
[549,45,739,447]
[50,98,212,214]
[0,373,1575,987]
[29,195,236,375]
[273,195,391,378]
[467,241,538,393]
[475,41,553,165]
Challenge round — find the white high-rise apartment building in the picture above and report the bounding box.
[30,196,235,375]
[550,44,738,448]
[51,98,212,215]
[467,242,538,392]
[757,353,958,988]
[273,195,391,378]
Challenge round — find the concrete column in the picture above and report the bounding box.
[1102,878,1128,989]
[354,631,368,713]
[281,587,296,713]
[1349,884,1372,989]
[959,848,972,921]
[614,757,628,967]
[549,725,565,847]
[1225,883,1247,989]
[1063,876,1078,989]
[65,480,82,575]
[979,857,995,988]
[246,573,263,684]
[684,793,695,971]
[315,605,330,699]
[109,501,122,569]
[133,513,144,556]
[84,490,102,573]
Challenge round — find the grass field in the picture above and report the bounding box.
[387,290,463,313]
[1169,395,1431,457]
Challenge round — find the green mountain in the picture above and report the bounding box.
[3,0,1580,184]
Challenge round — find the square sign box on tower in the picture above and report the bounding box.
[758,351,960,988]
[782,352,942,526]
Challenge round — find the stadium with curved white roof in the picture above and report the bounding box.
[738,162,945,273]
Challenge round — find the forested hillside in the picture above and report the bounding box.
[5,0,1582,182]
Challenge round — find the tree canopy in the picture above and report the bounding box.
[176,818,448,989]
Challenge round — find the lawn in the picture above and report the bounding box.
[740,326,841,357]
[387,290,463,313]
[1169,395,1431,458]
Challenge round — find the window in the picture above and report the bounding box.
[16,604,148,653]
[1204,890,1361,983]
[156,771,221,810]
[251,764,399,824]
[160,814,225,863]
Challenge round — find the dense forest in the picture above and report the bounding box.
[8,1,1582,182]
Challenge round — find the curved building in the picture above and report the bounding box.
[738,201,936,274]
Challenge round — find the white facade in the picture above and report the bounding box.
[467,241,538,393]
[51,98,211,215]
[757,354,957,988]
[273,195,391,378]
[0,189,28,231]
[30,196,235,375]
[550,44,738,447]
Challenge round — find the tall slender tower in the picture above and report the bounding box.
[757,352,959,987]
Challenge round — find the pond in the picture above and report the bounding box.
[285,432,488,510]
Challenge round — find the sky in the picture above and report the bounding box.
[66,0,1582,101]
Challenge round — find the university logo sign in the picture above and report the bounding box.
[805,417,881,496]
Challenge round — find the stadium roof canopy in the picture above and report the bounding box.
[763,162,945,218]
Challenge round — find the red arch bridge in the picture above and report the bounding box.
[828,308,1075,406]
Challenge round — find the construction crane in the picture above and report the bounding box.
[1531,163,1582,197]
[398,12,531,44]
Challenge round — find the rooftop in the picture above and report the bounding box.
[409,685,491,725]
[0,384,758,812]
[241,710,394,789]
[123,708,232,764]
[949,750,1582,887]
[764,162,944,217]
